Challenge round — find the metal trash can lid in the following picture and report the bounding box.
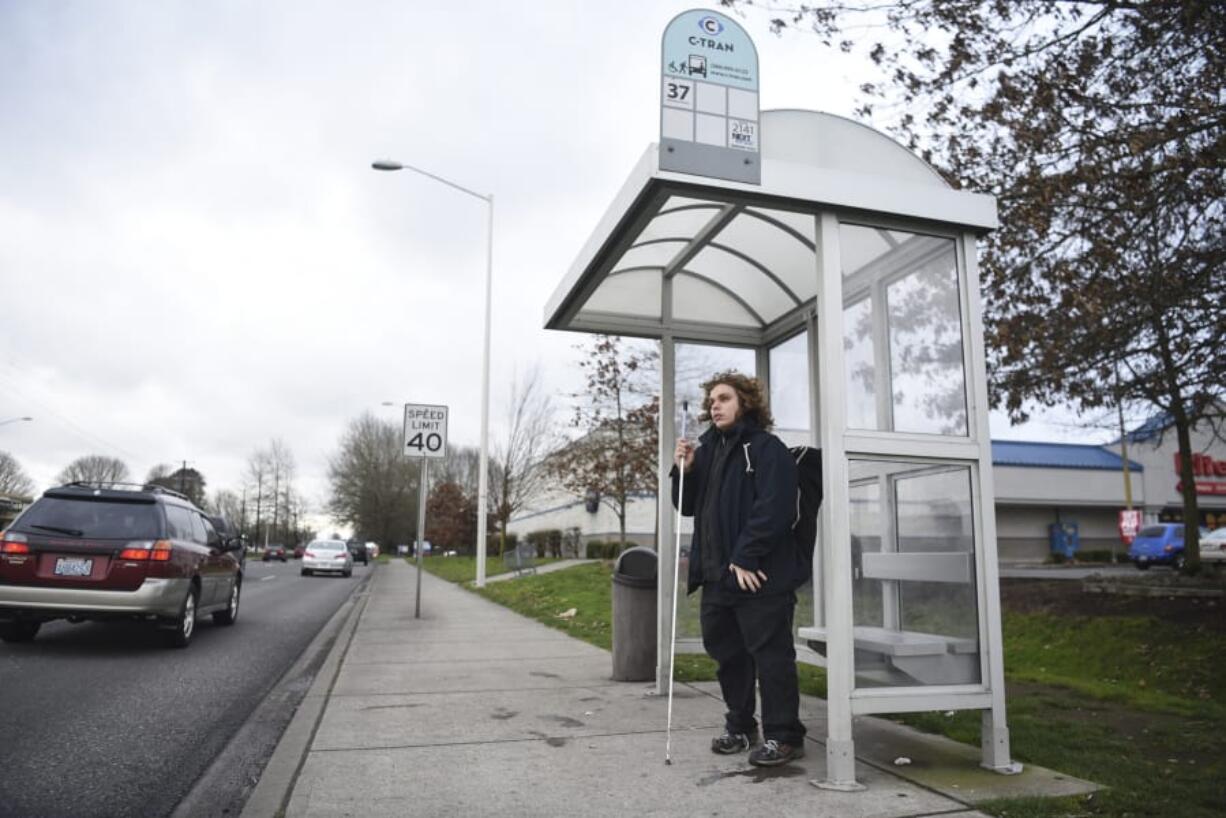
[613,546,658,588]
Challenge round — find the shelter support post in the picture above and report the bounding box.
[657,333,677,695]
[962,234,1022,775]
[812,212,864,791]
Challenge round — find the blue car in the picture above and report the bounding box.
[1129,523,1187,570]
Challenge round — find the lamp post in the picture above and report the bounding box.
[0,417,32,428]
[372,159,494,587]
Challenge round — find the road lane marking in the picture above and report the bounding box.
[260,576,276,582]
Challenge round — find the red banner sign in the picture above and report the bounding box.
[1118,509,1142,544]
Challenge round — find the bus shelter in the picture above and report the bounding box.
[544,109,1019,789]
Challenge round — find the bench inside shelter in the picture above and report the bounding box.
[799,550,979,686]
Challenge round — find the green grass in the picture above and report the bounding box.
[475,562,615,648]
[464,562,1226,818]
[1001,612,1226,719]
[415,555,561,584]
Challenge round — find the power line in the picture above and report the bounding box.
[0,361,145,462]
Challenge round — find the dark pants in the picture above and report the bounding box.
[700,583,806,745]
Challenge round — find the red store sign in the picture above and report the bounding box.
[1174,453,1226,496]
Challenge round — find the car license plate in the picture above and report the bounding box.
[54,557,93,577]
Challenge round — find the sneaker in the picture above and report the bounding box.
[710,729,754,755]
[748,739,805,767]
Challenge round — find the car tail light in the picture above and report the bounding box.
[1,531,29,554]
[336,552,347,560]
[304,551,316,559]
[119,540,174,561]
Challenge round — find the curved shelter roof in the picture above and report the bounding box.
[545,109,996,345]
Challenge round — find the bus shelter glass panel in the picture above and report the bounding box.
[673,341,756,641]
[840,223,968,436]
[848,458,981,688]
[768,331,811,448]
[767,330,815,640]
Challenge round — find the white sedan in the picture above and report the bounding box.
[1200,528,1226,565]
[301,540,354,577]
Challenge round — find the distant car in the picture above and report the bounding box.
[1199,528,1226,565]
[301,540,353,577]
[0,482,244,647]
[292,544,305,559]
[262,544,287,562]
[1129,523,1190,570]
[346,541,368,565]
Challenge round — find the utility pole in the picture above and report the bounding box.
[254,474,263,550]
[271,471,281,545]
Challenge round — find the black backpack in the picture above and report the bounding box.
[789,446,823,581]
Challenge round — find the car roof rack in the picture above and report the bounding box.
[60,481,191,502]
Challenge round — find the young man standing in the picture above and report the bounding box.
[672,371,807,767]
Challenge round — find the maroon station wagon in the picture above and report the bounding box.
[0,483,243,648]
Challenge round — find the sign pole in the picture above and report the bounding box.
[401,402,448,619]
[415,457,428,619]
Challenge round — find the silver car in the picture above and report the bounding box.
[1200,528,1226,566]
[300,540,353,577]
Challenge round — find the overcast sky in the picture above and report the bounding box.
[0,1,1095,526]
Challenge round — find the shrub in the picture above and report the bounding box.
[490,532,517,556]
[525,530,549,558]
[585,540,626,560]
[544,528,563,558]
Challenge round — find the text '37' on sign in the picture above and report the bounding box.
[403,403,448,459]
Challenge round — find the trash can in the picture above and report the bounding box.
[612,546,658,682]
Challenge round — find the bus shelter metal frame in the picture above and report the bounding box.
[544,111,1018,789]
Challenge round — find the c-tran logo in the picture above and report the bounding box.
[698,15,724,36]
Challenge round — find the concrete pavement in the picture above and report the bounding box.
[242,561,1095,818]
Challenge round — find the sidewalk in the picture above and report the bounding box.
[243,561,1095,818]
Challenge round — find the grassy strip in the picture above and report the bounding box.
[902,688,1226,818]
[470,562,1226,818]
[1000,612,1225,719]
[417,555,561,585]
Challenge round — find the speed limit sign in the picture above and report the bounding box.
[403,404,448,459]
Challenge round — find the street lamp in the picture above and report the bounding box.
[372,158,494,587]
[0,416,32,428]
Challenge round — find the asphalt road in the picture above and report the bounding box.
[0,557,372,818]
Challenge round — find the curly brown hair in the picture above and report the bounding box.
[698,370,774,430]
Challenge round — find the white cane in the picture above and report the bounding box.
[665,401,689,765]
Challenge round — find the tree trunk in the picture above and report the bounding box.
[617,495,627,551]
[1153,316,1201,573]
[1172,411,1202,573]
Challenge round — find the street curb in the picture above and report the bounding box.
[236,568,374,818]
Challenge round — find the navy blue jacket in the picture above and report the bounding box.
[670,418,802,596]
